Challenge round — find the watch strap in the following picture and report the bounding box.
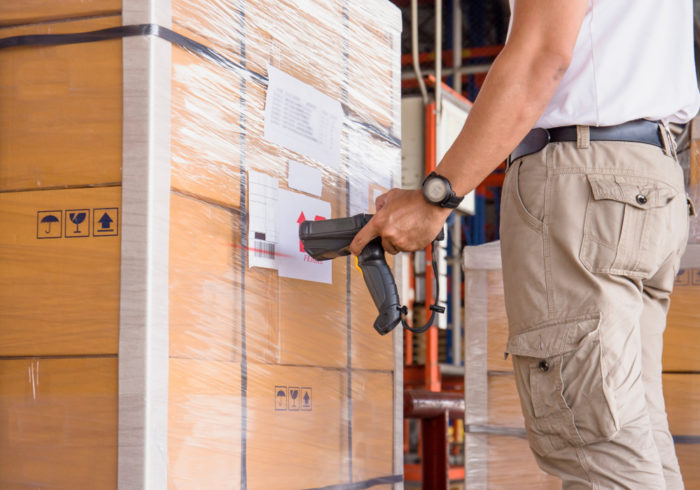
[442,194,464,209]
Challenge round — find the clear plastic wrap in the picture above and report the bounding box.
[462,242,558,489]
[0,1,403,488]
[677,120,700,244]
[463,241,700,488]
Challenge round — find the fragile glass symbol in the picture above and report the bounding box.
[69,212,87,233]
[40,215,59,234]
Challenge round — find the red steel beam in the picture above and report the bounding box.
[421,412,450,489]
[401,45,503,66]
[424,102,441,393]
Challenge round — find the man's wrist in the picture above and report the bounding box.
[421,171,465,209]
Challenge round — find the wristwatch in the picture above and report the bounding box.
[421,171,464,209]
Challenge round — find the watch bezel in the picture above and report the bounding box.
[423,175,449,203]
[421,171,464,208]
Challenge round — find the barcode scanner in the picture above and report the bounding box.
[299,213,445,336]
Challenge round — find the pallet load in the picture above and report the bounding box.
[0,1,403,488]
[462,241,700,489]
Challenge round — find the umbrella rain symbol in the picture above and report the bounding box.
[41,214,59,234]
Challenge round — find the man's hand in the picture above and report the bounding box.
[349,188,451,255]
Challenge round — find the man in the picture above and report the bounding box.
[350,0,699,488]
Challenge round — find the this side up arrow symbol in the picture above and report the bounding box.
[98,212,114,230]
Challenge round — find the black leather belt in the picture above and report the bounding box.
[509,119,664,165]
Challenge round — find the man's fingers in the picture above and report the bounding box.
[350,218,380,255]
[381,237,399,255]
[375,192,389,212]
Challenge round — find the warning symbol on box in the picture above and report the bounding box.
[93,208,119,237]
[275,386,288,411]
[65,209,89,238]
[289,387,301,411]
[37,210,63,239]
[692,269,700,287]
[301,387,312,411]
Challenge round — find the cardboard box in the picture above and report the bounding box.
[678,444,700,489]
[169,193,241,361]
[241,160,351,368]
[245,363,348,489]
[171,0,345,103]
[0,358,117,489]
[0,0,402,486]
[664,373,700,436]
[487,374,525,428]
[168,358,242,488]
[464,242,700,490]
[350,265,396,371]
[170,47,243,209]
[485,269,511,371]
[351,370,395,483]
[0,17,122,192]
[664,269,700,371]
[0,187,121,356]
[348,0,401,133]
[0,0,119,26]
[469,435,560,489]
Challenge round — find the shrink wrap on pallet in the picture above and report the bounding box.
[462,241,700,489]
[0,1,403,488]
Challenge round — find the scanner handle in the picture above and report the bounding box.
[357,239,401,335]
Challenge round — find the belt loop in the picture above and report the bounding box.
[659,122,676,159]
[576,125,590,149]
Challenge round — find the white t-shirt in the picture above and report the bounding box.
[509,0,700,127]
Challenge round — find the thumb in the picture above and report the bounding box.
[350,218,379,256]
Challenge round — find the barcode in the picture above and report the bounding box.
[254,240,276,258]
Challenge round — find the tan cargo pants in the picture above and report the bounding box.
[499,126,689,489]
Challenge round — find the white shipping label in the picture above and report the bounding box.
[248,171,279,269]
[264,66,343,169]
[288,160,323,197]
[277,189,332,284]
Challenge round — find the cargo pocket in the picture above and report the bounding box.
[507,316,619,456]
[579,174,678,278]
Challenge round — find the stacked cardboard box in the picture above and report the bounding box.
[462,242,559,489]
[0,1,402,488]
[462,241,700,488]
[0,12,123,486]
[664,265,700,489]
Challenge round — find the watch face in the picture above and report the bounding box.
[423,177,448,203]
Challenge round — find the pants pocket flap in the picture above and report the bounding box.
[506,316,600,358]
[587,174,677,209]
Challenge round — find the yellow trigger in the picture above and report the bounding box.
[354,256,363,276]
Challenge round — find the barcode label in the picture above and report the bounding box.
[254,239,276,258]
